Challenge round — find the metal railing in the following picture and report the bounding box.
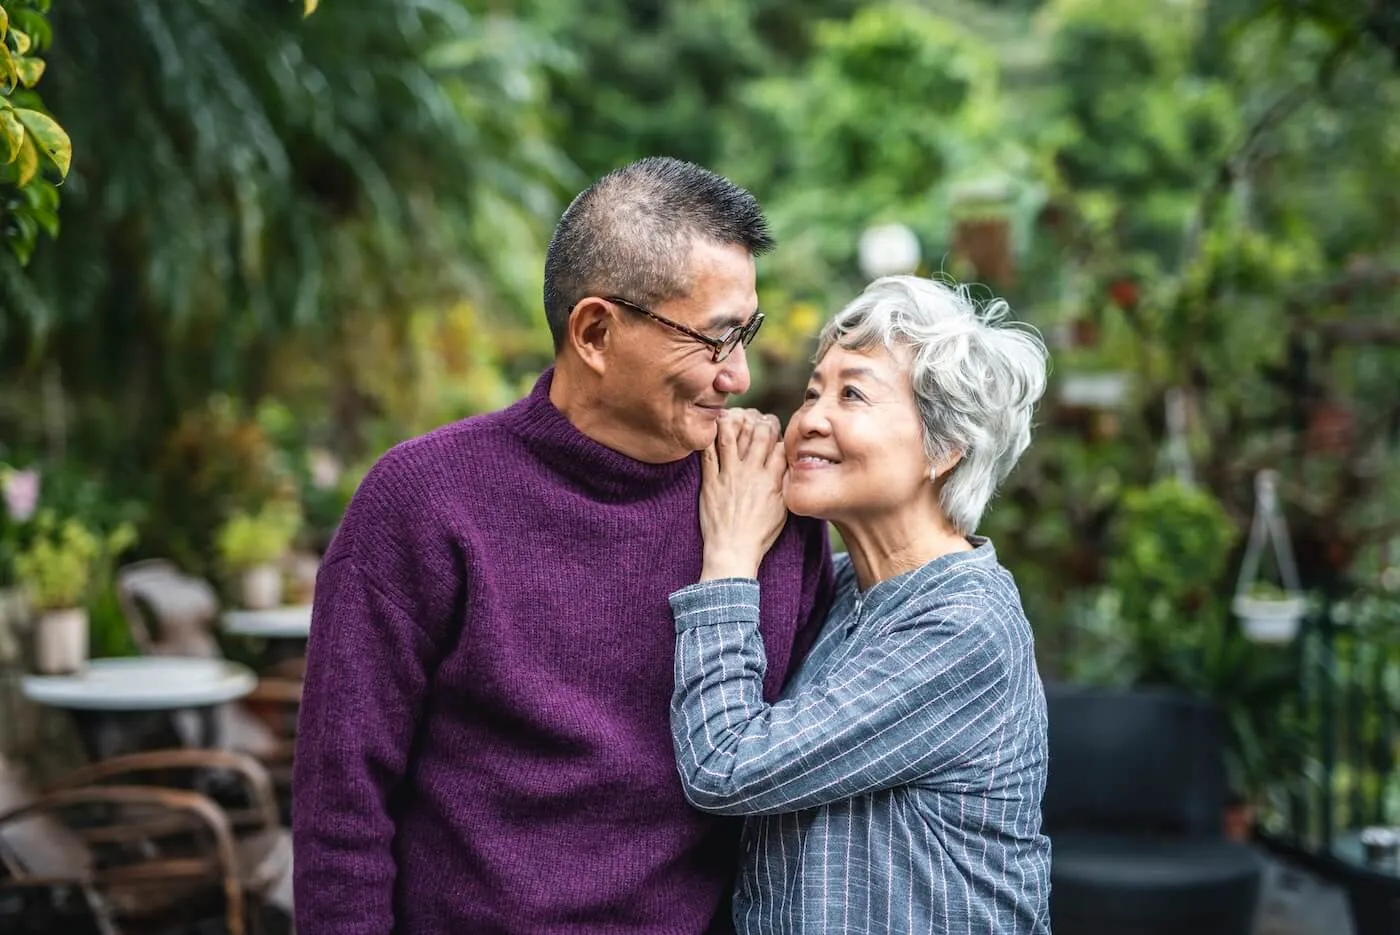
[1258,586,1400,934]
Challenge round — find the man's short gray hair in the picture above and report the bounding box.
[816,276,1049,536]
[542,157,774,350]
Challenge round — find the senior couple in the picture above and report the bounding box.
[292,157,1052,934]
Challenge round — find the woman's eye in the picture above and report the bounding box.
[842,386,865,401]
[803,388,819,402]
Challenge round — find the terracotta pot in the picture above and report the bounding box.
[952,216,1014,285]
[240,564,284,611]
[1224,802,1254,842]
[33,607,89,675]
[1305,402,1352,454]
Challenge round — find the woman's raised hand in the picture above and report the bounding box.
[698,408,789,581]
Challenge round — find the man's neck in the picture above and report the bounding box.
[548,357,680,465]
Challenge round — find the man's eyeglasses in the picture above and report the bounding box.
[601,296,764,363]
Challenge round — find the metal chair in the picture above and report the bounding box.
[1044,683,1264,935]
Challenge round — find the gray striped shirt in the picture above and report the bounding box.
[670,538,1051,934]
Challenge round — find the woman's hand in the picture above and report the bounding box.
[698,409,789,581]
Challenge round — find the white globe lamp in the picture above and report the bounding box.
[858,223,921,280]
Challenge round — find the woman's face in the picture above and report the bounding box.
[783,343,934,524]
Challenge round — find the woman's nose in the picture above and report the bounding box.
[792,399,831,437]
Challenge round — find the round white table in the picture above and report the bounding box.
[21,657,258,759]
[221,605,313,640]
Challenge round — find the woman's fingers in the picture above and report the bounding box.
[764,417,787,477]
[717,409,783,470]
[715,409,739,469]
[735,409,757,461]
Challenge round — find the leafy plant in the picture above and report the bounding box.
[1243,580,1294,600]
[0,0,71,266]
[1098,478,1240,682]
[215,501,301,572]
[13,509,135,610]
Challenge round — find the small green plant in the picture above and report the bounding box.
[215,501,302,572]
[13,510,136,610]
[1245,580,1292,600]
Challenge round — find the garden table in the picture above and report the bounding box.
[220,606,312,641]
[220,605,312,676]
[20,656,257,761]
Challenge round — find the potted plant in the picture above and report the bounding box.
[12,511,137,674]
[215,501,302,610]
[1231,581,1306,644]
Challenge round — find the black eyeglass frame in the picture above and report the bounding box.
[584,295,764,363]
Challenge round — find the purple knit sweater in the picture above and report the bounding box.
[292,369,834,935]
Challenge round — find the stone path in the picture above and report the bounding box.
[1255,853,1357,935]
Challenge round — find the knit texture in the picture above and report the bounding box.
[292,368,834,935]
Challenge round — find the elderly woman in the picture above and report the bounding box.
[669,275,1052,934]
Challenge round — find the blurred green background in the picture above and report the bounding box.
[2,0,1400,833]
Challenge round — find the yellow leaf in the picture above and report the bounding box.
[0,106,21,164]
[303,0,319,16]
[9,27,29,55]
[0,6,7,42]
[16,56,43,88]
[16,132,37,186]
[14,107,70,178]
[0,43,15,92]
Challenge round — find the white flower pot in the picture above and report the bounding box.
[284,552,321,605]
[34,607,89,675]
[1233,595,1306,644]
[240,564,284,611]
[1059,372,1131,410]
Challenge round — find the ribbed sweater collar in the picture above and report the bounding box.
[506,367,698,502]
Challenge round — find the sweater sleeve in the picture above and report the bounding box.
[670,578,1008,816]
[292,449,463,935]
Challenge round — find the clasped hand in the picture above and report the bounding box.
[699,408,789,581]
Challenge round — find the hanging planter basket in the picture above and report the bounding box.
[1233,470,1306,644]
[1232,593,1307,644]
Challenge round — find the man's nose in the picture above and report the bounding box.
[714,344,751,396]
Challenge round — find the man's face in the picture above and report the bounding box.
[599,239,758,463]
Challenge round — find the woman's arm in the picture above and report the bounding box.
[670,577,1009,816]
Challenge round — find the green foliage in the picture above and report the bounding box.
[1066,479,1239,686]
[3,0,571,415]
[215,501,302,572]
[1107,479,1239,619]
[153,395,300,573]
[0,2,582,584]
[0,0,69,267]
[522,0,861,179]
[13,509,135,610]
[726,4,1030,303]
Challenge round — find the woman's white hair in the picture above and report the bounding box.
[815,275,1049,536]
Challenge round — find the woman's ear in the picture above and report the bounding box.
[929,450,964,482]
[566,297,616,375]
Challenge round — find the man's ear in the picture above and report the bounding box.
[565,297,616,375]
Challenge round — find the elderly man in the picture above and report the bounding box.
[292,157,834,935]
